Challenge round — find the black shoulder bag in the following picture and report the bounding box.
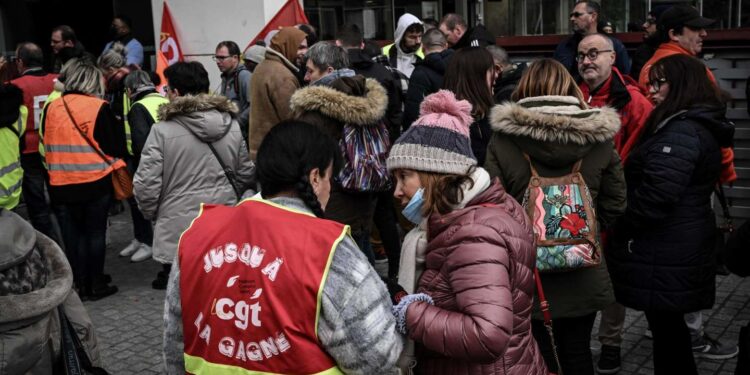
[58,306,108,375]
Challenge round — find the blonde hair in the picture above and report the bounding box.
[511,58,586,106]
[97,42,127,70]
[63,59,105,97]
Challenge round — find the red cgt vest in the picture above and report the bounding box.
[10,72,58,154]
[178,198,349,375]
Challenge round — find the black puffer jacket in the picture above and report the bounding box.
[402,49,453,128]
[608,106,735,313]
[348,49,403,136]
[493,62,527,104]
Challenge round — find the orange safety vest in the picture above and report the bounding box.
[44,94,125,186]
[178,198,347,375]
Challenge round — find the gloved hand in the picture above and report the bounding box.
[381,276,408,305]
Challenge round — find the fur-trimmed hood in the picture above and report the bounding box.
[490,95,621,145]
[290,77,387,126]
[157,94,238,143]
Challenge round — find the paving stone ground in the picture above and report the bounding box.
[84,205,748,374]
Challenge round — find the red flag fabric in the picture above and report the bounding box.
[156,2,184,92]
[245,0,309,50]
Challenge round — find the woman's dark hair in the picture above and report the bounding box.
[256,120,341,217]
[643,54,724,137]
[443,47,495,119]
[419,167,475,216]
[164,61,209,95]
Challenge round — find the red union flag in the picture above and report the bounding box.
[245,0,309,50]
[156,2,183,92]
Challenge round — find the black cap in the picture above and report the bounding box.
[659,5,715,31]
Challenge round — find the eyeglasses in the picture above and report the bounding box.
[649,77,668,91]
[576,49,613,63]
[570,11,591,18]
[212,55,233,62]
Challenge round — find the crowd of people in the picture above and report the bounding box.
[1,2,749,374]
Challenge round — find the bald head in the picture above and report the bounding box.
[16,42,44,70]
[577,33,615,88]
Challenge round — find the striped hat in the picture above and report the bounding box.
[387,90,476,174]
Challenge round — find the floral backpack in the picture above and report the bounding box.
[521,154,601,273]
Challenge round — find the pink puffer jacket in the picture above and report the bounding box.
[405,180,547,375]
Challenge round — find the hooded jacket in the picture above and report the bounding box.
[248,27,306,160]
[383,13,424,77]
[403,49,454,128]
[579,67,653,163]
[485,96,626,319]
[0,210,101,373]
[608,106,735,313]
[134,94,256,264]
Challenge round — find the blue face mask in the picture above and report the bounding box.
[402,188,425,225]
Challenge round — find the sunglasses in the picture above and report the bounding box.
[576,49,613,63]
[570,11,591,18]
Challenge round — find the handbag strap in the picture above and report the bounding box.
[535,267,564,375]
[61,97,115,166]
[58,306,84,375]
[178,123,242,201]
[715,184,733,224]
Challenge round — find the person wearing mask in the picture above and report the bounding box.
[102,15,144,67]
[630,6,669,80]
[0,209,102,374]
[162,120,402,374]
[117,71,168,263]
[442,47,494,166]
[290,75,388,263]
[487,45,527,104]
[242,45,266,72]
[41,59,125,300]
[336,24,403,139]
[387,90,547,375]
[485,58,626,375]
[215,41,251,138]
[554,1,631,80]
[303,42,355,86]
[134,61,255,290]
[382,13,424,78]
[576,33,653,374]
[0,84,24,211]
[439,13,496,50]
[249,27,308,160]
[403,28,454,128]
[98,43,132,146]
[607,54,736,375]
[9,43,60,241]
[295,23,319,86]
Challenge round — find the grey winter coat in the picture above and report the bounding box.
[134,94,256,264]
[0,210,101,374]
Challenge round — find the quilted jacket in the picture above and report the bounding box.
[405,179,547,375]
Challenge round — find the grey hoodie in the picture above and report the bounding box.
[134,94,256,264]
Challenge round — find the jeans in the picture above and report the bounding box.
[532,312,597,375]
[645,310,698,375]
[127,197,153,245]
[20,153,61,244]
[55,191,112,291]
[373,189,402,278]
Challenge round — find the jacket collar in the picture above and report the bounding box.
[657,41,695,56]
[581,67,632,111]
[489,95,621,145]
[290,77,387,126]
[157,93,237,121]
[264,47,299,73]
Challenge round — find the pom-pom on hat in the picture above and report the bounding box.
[387,90,477,174]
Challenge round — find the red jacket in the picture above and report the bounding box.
[580,67,653,163]
[406,180,547,375]
[638,42,736,183]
